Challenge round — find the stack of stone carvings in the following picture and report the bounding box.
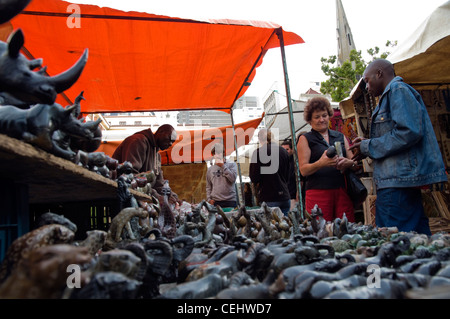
[0,202,449,299]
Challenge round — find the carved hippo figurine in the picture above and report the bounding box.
[0,29,88,106]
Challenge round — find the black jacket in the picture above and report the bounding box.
[287,154,297,199]
[249,142,290,203]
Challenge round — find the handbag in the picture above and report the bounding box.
[345,171,368,206]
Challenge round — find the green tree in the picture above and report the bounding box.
[320,41,397,102]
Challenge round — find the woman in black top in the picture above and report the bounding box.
[297,97,356,222]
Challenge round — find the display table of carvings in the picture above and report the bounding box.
[0,133,151,204]
[0,132,152,262]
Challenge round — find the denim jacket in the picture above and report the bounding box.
[360,77,447,189]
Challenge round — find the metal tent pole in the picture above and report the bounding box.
[230,109,243,207]
[276,28,304,219]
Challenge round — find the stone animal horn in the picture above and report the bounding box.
[82,118,102,131]
[7,28,24,58]
[50,49,88,93]
[171,235,194,263]
[64,103,78,115]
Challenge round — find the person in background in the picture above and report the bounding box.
[112,124,179,204]
[296,131,308,208]
[206,143,238,209]
[350,59,448,235]
[281,138,299,211]
[297,96,356,222]
[244,182,254,207]
[250,128,290,215]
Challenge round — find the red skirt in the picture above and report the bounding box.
[305,188,355,222]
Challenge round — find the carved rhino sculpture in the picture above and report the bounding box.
[0,28,88,107]
[0,101,102,161]
[52,91,103,158]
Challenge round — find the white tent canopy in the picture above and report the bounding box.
[267,100,311,141]
[389,0,450,85]
[340,1,450,118]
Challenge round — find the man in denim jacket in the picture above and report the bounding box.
[351,59,447,235]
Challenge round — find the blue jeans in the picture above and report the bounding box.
[266,200,291,216]
[376,188,431,235]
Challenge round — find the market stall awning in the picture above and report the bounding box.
[389,0,450,85]
[97,115,263,165]
[3,0,304,114]
[340,1,450,118]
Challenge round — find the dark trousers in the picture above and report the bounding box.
[214,200,237,209]
[376,187,431,235]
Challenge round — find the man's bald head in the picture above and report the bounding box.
[365,59,395,77]
[155,124,176,150]
[363,59,396,97]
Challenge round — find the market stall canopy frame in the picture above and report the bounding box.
[2,0,304,114]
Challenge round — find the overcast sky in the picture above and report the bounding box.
[69,0,447,102]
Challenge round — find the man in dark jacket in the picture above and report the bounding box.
[351,59,448,235]
[281,138,298,210]
[113,124,178,202]
[250,128,290,215]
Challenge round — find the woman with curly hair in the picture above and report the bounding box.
[297,96,356,222]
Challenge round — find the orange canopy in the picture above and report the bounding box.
[6,0,304,114]
[97,115,263,165]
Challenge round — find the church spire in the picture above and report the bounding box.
[336,0,357,66]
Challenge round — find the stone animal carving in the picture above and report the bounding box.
[116,162,140,210]
[0,224,75,284]
[0,100,102,161]
[51,91,103,159]
[77,151,111,178]
[105,207,149,247]
[70,271,141,299]
[139,239,174,298]
[34,212,77,233]
[64,92,103,154]
[76,230,107,256]
[0,29,88,106]
[0,244,91,299]
[156,180,177,239]
[160,273,228,299]
[215,270,281,299]
[92,249,142,280]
